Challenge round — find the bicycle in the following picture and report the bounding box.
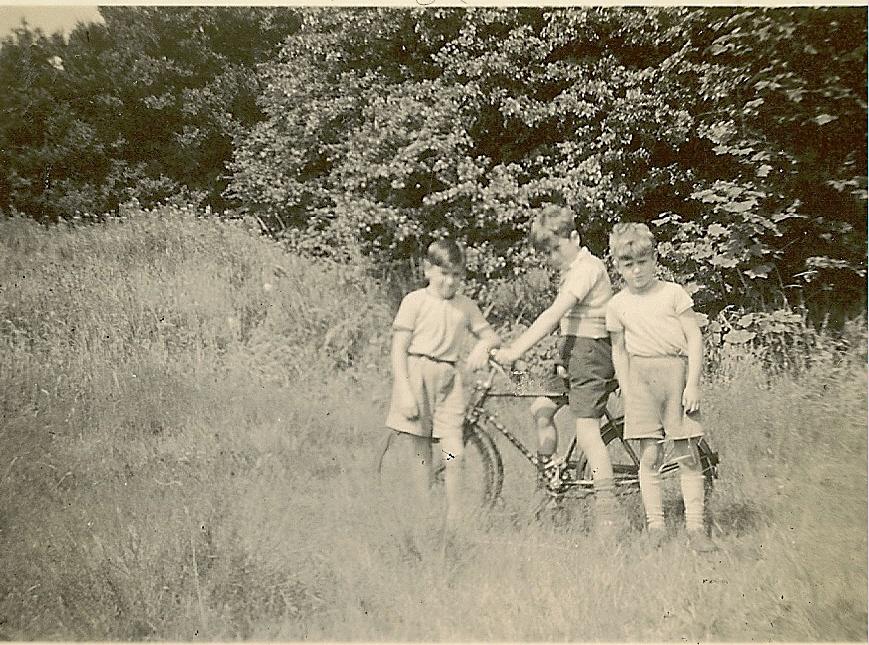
[431,356,720,525]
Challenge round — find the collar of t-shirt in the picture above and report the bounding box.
[563,246,591,274]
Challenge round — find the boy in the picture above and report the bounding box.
[385,239,500,526]
[605,222,716,552]
[494,205,622,532]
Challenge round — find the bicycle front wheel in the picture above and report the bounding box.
[433,422,504,511]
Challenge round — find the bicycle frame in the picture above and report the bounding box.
[464,360,718,502]
[463,362,623,498]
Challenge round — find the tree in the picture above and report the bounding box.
[0,25,71,220]
[0,7,302,220]
[227,7,866,320]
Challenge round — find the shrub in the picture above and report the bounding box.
[0,205,392,393]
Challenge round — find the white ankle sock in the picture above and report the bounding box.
[639,466,664,530]
[680,468,705,532]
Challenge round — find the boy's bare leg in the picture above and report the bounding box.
[532,401,558,476]
[380,432,435,556]
[529,398,558,495]
[575,417,614,481]
[638,438,665,530]
[398,432,434,511]
[576,417,620,529]
[440,433,464,527]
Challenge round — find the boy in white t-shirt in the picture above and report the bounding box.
[385,239,500,527]
[605,223,716,553]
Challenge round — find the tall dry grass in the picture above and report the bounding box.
[0,209,865,641]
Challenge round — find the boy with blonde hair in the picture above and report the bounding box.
[385,239,500,526]
[605,222,716,552]
[494,205,622,532]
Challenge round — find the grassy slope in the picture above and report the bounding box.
[0,211,865,641]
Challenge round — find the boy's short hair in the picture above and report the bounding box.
[529,205,580,251]
[426,239,465,271]
[609,222,656,260]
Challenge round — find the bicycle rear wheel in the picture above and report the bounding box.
[567,419,718,531]
[433,422,503,511]
[576,418,719,492]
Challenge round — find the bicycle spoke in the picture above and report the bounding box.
[459,364,721,528]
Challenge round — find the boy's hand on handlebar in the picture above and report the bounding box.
[465,343,491,371]
[492,347,520,366]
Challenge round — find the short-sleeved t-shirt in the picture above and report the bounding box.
[558,247,613,339]
[392,288,491,363]
[605,281,694,357]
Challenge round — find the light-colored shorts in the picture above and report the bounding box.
[385,354,466,444]
[624,355,704,440]
[530,336,615,419]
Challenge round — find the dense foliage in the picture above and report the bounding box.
[0,7,300,220]
[226,7,866,320]
[0,7,865,322]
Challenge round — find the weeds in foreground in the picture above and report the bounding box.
[0,211,865,640]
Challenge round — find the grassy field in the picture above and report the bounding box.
[1,209,866,641]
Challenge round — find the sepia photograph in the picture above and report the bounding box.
[0,2,866,641]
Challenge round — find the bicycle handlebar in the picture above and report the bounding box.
[487,348,508,369]
[484,349,620,397]
[485,349,515,387]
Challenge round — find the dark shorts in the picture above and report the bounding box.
[534,336,615,419]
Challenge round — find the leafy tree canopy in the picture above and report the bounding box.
[227,7,866,320]
[0,7,301,220]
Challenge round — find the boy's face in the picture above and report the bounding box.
[544,235,579,271]
[424,263,463,299]
[615,251,657,292]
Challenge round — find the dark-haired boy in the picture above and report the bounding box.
[385,239,500,526]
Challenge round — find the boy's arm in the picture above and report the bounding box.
[391,329,418,419]
[466,327,501,371]
[495,289,577,364]
[610,329,631,399]
[678,310,703,413]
